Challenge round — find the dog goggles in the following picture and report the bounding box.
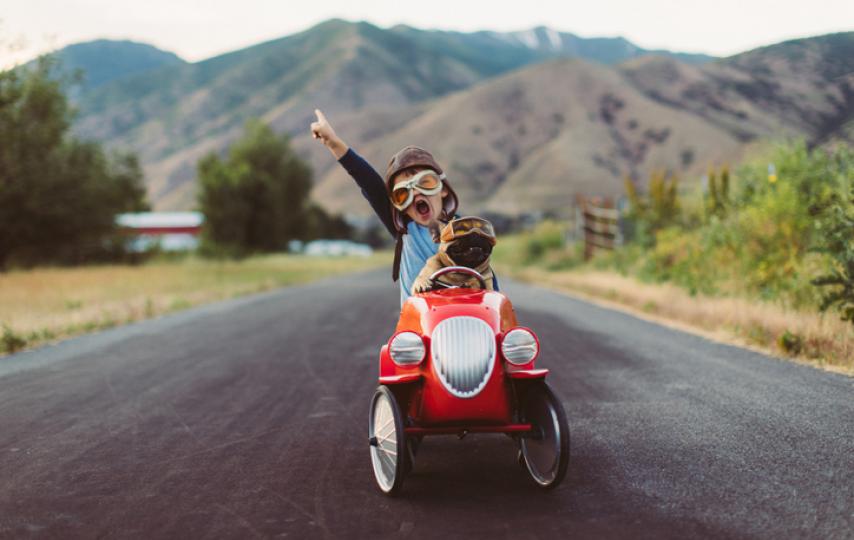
[390,169,445,210]
[440,217,496,245]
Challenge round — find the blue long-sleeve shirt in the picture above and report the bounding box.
[337,148,497,305]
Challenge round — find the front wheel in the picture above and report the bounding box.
[520,383,570,489]
[368,386,406,495]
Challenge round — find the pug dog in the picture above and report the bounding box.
[411,217,496,293]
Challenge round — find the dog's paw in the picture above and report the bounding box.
[411,277,432,294]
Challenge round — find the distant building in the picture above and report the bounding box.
[116,212,204,252]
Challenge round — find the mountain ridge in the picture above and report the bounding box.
[51,21,853,216]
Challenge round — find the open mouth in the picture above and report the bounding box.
[414,199,431,218]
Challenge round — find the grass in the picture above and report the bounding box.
[493,229,853,375]
[498,265,853,373]
[1,252,389,355]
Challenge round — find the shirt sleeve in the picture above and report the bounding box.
[338,148,396,238]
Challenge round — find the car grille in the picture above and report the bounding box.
[431,316,496,398]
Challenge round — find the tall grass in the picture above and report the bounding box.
[1,252,387,355]
[493,141,854,372]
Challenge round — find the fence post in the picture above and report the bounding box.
[580,196,621,260]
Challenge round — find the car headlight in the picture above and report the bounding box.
[501,328,538,365]
[389,332,426,366]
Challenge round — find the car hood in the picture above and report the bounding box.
[396,289,518,336]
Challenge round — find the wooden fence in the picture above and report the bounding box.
[574,196,623,260]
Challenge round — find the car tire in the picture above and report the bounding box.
[520,382,570,489]
[369,385,407,495]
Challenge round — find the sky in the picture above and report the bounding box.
[2,0,853,67]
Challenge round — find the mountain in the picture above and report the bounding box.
[311,33,854,217]
[49,40,184,91]
[387,24,715,66]
[69,19,720,210]
[621,32,854,145]
[311,58,747,216]
[487,26,713,65]
[67,21,852,216]
[73,19,544,208]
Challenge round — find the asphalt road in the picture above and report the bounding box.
[1,269,852,539]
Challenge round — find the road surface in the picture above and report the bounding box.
[1,269,852,539]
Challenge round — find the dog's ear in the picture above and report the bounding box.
[429,223,444,243]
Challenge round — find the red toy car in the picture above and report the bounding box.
[369,266,570,494]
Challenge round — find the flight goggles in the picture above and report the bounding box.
[440,217,496,245]
[390,169,446,210]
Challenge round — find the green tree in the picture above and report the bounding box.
[624,170,680,246]
[0,56,150,268]
[197,120,318,256]
[811,182,854,324]
[705,165,730,219]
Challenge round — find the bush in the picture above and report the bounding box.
[2,325,26,354]
[0,56,150,268]
[624,171,681,246]
[811,182,854,324]
[522,221,565,263]
[616,141,851,309]
[197,120,345,258]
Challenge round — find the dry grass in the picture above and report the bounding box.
[1,253,389,355]
[498,265,853,375]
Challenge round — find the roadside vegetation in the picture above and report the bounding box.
[0,252,388,355]
[196,120,351,258]
[0,56,149,269]
[494,141,854,373]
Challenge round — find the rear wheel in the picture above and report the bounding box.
[368,386,406,495]
[520,383,569,489]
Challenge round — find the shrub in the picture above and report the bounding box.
[522,221,566,263]
[197,120,314,257]
[624,171,681,246]
[811,182,854,324]
[2,325,26,354]
[0,57,150,268]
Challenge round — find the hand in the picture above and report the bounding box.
[310,109,348,159]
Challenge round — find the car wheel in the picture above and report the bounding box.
[520,382,570,489]
[368,385,407,495]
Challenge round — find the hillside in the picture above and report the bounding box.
[311,33,854,217]
[50,40,184,91]
[67,22,854,215]
[69,19,720,211]
[310,58,747,216]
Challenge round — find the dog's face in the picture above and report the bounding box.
[442,233,493,268]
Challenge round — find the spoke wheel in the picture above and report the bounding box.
[520,383,570,489]
[368,386,406,495]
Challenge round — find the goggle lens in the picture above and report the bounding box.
[392,188,411,206]
[441,217,496,244]
[416,174,441,190]
[390,170,444,210]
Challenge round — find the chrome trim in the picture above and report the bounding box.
[431,316,496,398]
[502,328,538,364]
[389,332,425,365]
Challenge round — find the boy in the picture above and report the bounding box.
[310,109,497,304]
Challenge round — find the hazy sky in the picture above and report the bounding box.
[2,0,853,67]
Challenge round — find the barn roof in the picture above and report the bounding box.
[116,212,204,228]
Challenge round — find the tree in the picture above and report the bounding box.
[0,56,150,268]
[705,165,730,219]
[811,183,854,325]
[624,170,681,246]
[197,120,320,256]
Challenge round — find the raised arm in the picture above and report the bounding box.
[310,109,395,237]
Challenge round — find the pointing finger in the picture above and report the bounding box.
[315,109,327,123]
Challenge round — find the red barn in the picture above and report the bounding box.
[116,212,204,252]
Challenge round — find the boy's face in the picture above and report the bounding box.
[393,168,449,228]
